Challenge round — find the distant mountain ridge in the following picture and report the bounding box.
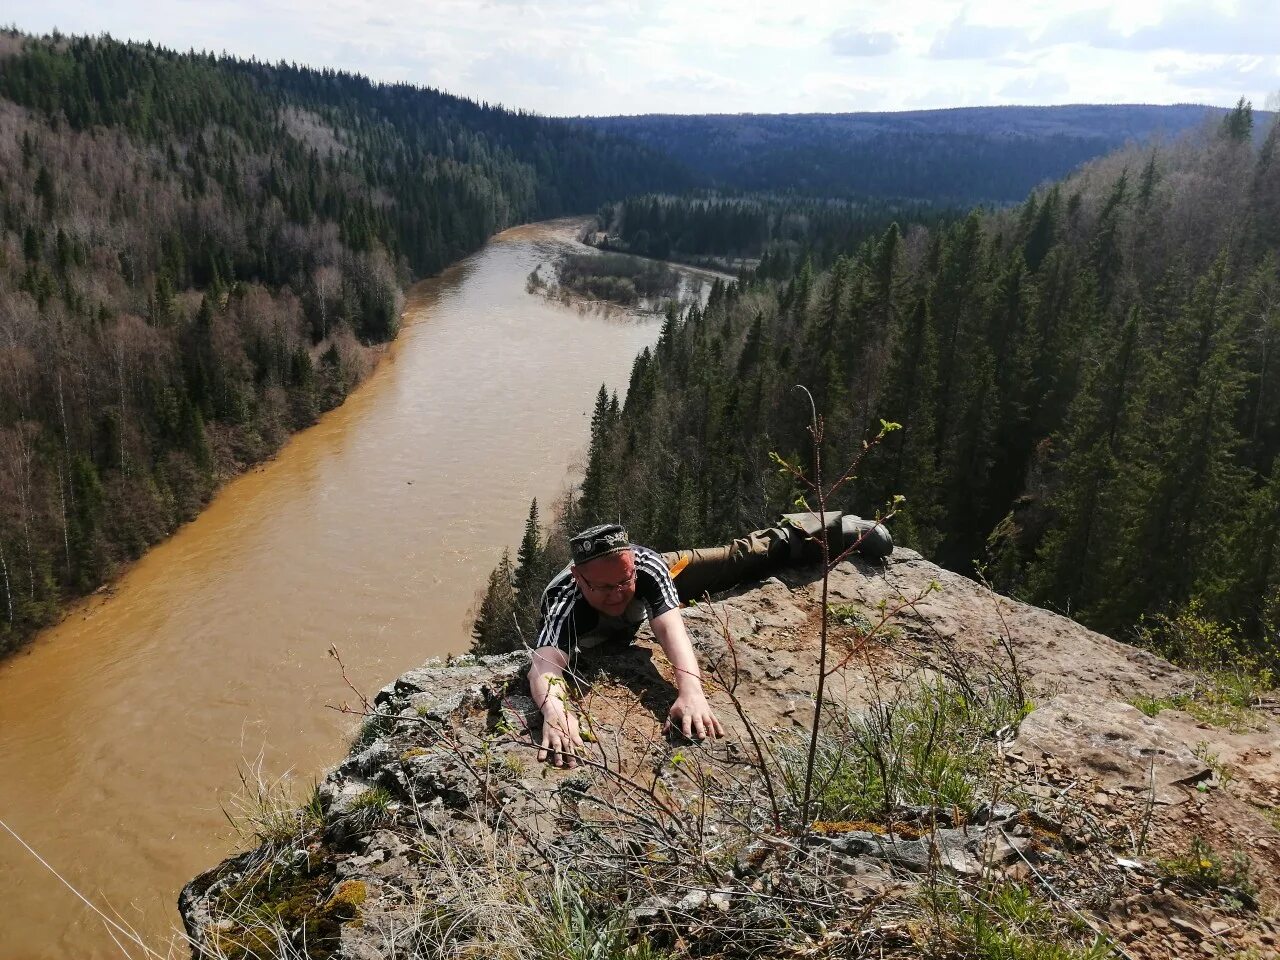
[576,104,1273,205]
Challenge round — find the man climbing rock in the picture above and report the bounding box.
[527,515,891,767]
[528,523,725,767]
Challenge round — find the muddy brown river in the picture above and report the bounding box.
[0,221,700,959]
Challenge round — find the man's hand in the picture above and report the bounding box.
[664,687,725,741]
[538,699,585,768]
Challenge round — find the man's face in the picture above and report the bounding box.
[572,549,638,616]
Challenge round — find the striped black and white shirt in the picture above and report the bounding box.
[535,545,679,655]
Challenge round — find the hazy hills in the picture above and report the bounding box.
[578,104,1272,205]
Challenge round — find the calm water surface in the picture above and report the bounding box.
[0,221,701,959]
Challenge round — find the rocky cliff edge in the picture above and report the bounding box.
[181,551,1280,960]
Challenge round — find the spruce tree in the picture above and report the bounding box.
[580,384,617,524]
[471,549,517,655]
[512,498,546,642]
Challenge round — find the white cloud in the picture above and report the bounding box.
[929,13,1026,60]
[998,71,1071,103]
[829,28,898,57]
[3,0,1271,114]
[1156,54,1280,107]
[1089,0,1280,56]
[799,71,892,109]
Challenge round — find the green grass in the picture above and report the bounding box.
[826,601,904,642]
[1128,683,1268,732]
[922,883,1115,960]
[502,751,527,779]
[534,879,669,960]
[352,710,396,750]
[827,602,875,633]
[1191,741,1235,787]
[1157,837,1258,908]
[780,675,1031,824]
[1262,806,1280,832]
[404,846,670,960]
[343,786,395,833]
[222,764,325,852]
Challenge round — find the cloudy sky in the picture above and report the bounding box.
[7,1,1280,116]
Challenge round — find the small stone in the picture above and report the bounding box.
[1005,862,1031,882]
[983,833,1031,865]
[677,889,708,911]
[1169,916,1207,940]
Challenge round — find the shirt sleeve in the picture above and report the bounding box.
[633,547,680,620]
[535,581,578,653]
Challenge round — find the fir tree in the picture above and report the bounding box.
[512,498,546,641]
[471,549,517,655]
[580,384,619,525]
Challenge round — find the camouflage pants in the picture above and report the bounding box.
[660,512,892,605]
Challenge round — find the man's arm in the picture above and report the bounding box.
[527,645,584,767]
[649,608,725,740]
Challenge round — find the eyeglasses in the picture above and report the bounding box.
[579,571,637,595]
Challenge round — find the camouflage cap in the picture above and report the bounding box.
[570,523,631,565]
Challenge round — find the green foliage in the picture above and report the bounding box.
[1136,600,1273,684]
[922,882,1115,960]
[1221,97,1254,143]
[471,548,519,655]
[1191,740,1235,787]
[827,602,874,634]
[490,119,1280,658]
[533,878,666,960]
[553,252,679,306]
[780,676,1030,824]
[347,786,393,815]
[603,191,956,270]
[583,106,1231,207]
[1126,600,1275,731]
[342,786,395,834]
[222,765,326,852]
[1158,837,1258,907]
[580,385,622,527]
[511,498,549,643]
[351,711,395,751]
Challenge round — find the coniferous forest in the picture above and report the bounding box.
[3,30,1275,664]
[474,102,1280,659]
[0,31,689,653]
[579,105,1270,206]
[599,193,956,271]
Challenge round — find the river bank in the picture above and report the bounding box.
[0,219,678,959]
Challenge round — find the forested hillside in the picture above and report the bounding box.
[476,103,1280,657]
[581,104,1271,206]
[0,31,689,654]
[598,192,955,271]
